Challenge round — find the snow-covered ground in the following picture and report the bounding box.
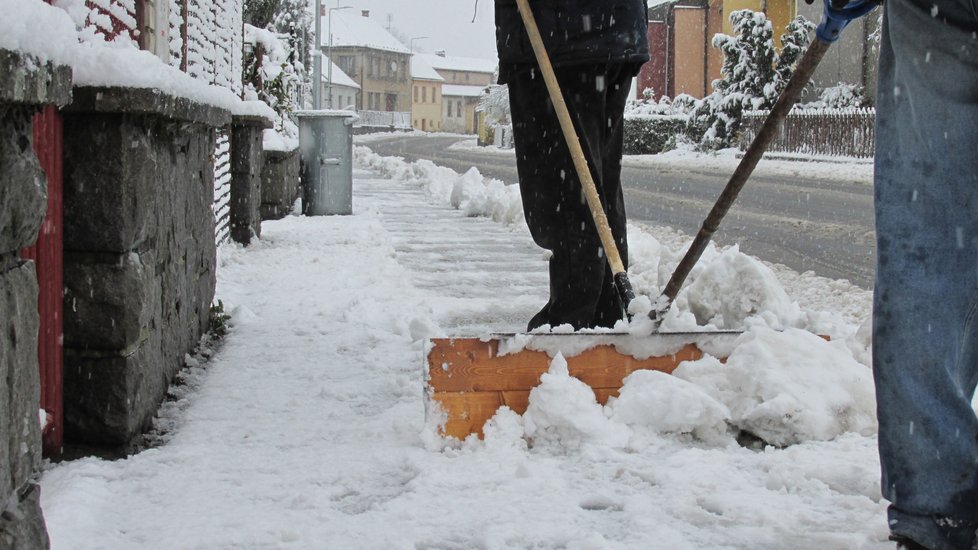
[41,143,894,549]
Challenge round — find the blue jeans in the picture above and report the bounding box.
[873,0,978,547]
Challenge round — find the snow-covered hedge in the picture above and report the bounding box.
[623,115,689,155]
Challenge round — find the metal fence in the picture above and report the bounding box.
[355,110,412,130]
[740,107,876,158]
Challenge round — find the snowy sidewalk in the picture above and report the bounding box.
[41,157,890,549]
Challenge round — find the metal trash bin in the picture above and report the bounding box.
[296,110,358,215]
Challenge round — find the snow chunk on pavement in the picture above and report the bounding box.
[608,370,732,444]
[450,167,487,216]
[681,246,802,329]
[523,354,630,450]
[675,327,877,446]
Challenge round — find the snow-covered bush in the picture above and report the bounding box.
[243,24,302,142]
[691,12,816,149]
[800,83,868,109]
[623,115,689,154]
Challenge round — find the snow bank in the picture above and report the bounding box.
[356,146,525,226]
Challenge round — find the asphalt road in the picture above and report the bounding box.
[361,134,876,289]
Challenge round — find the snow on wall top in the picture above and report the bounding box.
[0,0,79,66]
[411,55,445,82]
[2,0,273,121]
[441,84,485,98]
[322,11,410,54]
[321,57,360,89]
[416,53,496,75]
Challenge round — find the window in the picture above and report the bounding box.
[414,86,418,103]
[422,86,427,103]
[456,100,462,118]
[338,55,355,75]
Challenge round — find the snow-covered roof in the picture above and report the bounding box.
[323,11,410,54]
[416,53,496,75]
[411,55,445,82]
[441,84,486,98]
[321,57,360,89]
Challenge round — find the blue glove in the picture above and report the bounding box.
[814,0,880,43]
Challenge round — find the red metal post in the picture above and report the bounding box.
[22,106,65,456]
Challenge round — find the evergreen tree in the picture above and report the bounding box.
[691,10,815,149]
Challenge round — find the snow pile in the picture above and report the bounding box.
[608,370,732,444]
[0,0,79,65]
[522,354,631,451]
[675,328,877,446]
[678,245,803,329]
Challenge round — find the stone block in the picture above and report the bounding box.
[0,483,49,550]
[0,105,47,255]
[62,250,159,352]
[0,48,72,107]
[63,328,164,445]
[261,148,300,220]
[62,114,157,253]
[230,122,264,244]
[0,262,42,501]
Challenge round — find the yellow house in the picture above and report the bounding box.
[415,53,496,135]
[410,55,445,132]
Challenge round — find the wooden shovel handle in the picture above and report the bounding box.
[514,0,627,277]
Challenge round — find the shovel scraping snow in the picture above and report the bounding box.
[423,0,875,441]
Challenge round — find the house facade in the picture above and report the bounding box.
[411,55,445,132]
[325,10,412,114]
[322,57,361,110]
[415,53,496,134]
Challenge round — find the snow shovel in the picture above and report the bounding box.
[425,0,877,440]
[651,0,880,322]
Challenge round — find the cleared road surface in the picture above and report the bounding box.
[361,134,876,289]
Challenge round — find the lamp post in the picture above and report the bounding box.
[312,0,323,108]
[409,36,428,53]
[326,4,352,109]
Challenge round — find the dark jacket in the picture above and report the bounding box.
[494,0,650,83]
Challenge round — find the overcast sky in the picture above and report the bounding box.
[320,0,498,60]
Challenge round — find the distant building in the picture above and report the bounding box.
[415,52,496,134]
[323,10,411,112]
[411,55,445,132]
[322,57,360,111]
[639,0,797,100]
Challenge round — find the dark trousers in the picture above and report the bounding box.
[506,63,634,331]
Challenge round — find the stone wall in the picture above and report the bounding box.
[0,48,70,550]
[260,147,300,220]
[61,87,230,447]
[229,116,271,245]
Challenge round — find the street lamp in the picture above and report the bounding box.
[326,4,352,109]
[409,36,428,53]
